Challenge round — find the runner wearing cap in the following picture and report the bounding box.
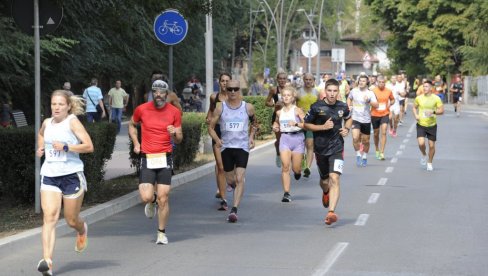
[129,80,183,244]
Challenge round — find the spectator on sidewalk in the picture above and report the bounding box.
[83,78,106,123]
[63,82,74,96]
[108,80,129,133]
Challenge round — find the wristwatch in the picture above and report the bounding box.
[295,122,299,127]
[63,143,69,152]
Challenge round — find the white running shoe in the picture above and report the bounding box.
[420,156,427,166]
[144,202,156,219]
[426,163,433,171]
[156,232,168,245]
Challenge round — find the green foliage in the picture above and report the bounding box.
[0,0,242,116]
[243,96,273,138]
[81,122,117,201]
[0,126,36,203]
[128,112,206,175]
[459,0,488,75]
[0,122,116,203]
[173,113,206,169]
[366,0,488,76]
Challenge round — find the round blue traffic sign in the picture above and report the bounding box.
[153,9,188,45]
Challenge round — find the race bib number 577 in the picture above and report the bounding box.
[225,122,244,131]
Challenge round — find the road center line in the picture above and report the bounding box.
[396,151,403,156]
[377,178,388,186]
[399,144,406,150]
[406,134,412,138]
[368,193,380,204]
[403,139,409,143]
[385,166,394,173]
[312,242,349,276]
[391,157,398,163]
[355,214,370,226]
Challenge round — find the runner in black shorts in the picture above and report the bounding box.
[304,79,352,226]
[206,72,231,206]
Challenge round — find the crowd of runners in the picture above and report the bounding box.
[35,68,460,275]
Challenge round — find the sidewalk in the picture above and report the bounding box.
[0,123,274,251]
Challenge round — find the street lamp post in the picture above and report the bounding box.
[248,4,264,88]
[254,41,266,74]
[297,9,317,74]
[316,0,325,81]
[260,0,282,71]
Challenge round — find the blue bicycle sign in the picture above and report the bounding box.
[153,9,188,45]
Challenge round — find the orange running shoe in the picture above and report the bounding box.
[75,222,88,253]
[322,190,330,208]
[325,211,338,225]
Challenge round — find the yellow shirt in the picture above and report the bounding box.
[414,94,443,127]
[297,89,318,113]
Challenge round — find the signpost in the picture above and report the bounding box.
[12,0,63,36]
[301,40,318,74]
[153,9,188,90]
[12,0,63,213]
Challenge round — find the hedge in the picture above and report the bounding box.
[0,122,117,203]
[243,95,273,138]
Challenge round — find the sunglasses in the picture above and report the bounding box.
[227,87,240,92]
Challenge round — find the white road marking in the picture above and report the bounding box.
[399,144,406,150]
[385,166,394,173]
[355,214,370,226]
[368,193,380,204]
[408,123,416,133]
[406,134,412,138]
[391,157,398,163]
[396,151,403,156]
[312,242,349,276]
[377,178,388,186]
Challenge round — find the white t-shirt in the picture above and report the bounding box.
[348,88,377,123]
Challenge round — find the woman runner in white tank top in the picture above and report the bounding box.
[272,86,306,203]
[36,90,94,275]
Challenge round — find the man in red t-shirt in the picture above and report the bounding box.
[371,76,395,160]
[129,80,183,245]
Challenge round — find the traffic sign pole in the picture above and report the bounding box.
[153,9,188,92]
[34,0,41,214]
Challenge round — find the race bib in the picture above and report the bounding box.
[422,110,434,118]
[333,159,344,174]
[225,121,244,131]
[45,143,67,162]
[378,103,387,111]
[353,103,366,112]
[146,153,167,169]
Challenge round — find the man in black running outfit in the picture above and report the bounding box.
[304,79,352,226]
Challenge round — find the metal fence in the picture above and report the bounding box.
[465,75,488,105]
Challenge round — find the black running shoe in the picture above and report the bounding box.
[303,168,311,178]
[281,192,292,202]
[218,199,228,211]
[294,173,302,180]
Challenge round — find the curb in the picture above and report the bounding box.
[0,140,275,252]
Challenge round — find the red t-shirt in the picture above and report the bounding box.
[133,102,182,154]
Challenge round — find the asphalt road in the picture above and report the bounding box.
[1,105,487,276]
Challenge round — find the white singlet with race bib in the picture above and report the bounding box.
[220,101,250,152]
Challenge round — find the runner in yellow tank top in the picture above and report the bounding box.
[296,73,319,177]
